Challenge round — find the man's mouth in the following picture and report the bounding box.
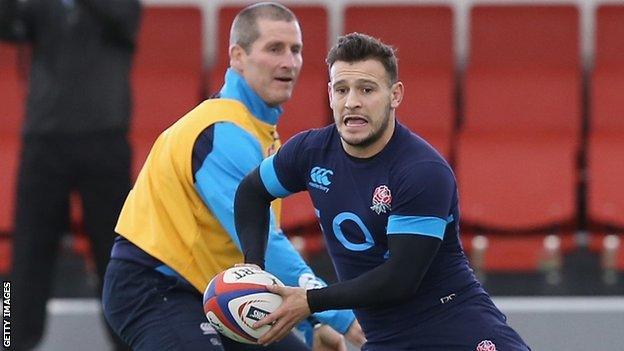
[275,77,293,83]
[343,116,368,126]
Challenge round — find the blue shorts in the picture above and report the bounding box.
[363,294,530,351]
[102,259,310,351]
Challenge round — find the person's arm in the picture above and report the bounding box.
[308,234,440,311]
[235,167,274,267]
[254,234,440,345]
[76,0,141,47]
[235,167,442,304]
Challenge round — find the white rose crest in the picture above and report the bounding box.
[370,185,392,214]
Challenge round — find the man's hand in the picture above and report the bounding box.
[313,324,347,351]
[344,319,366,348]
[254,284,311,345]
[233,263,262,270]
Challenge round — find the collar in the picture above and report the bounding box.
[219,68,282,125]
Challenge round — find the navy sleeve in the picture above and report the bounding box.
[386,161,456,240]
[307,234,441,311]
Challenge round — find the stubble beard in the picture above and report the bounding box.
[338,102,393,149]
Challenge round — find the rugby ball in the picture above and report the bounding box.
[203,266,284,344]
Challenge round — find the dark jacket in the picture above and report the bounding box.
[0,0,141,135]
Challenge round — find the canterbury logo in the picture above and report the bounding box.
[310,167,333,186]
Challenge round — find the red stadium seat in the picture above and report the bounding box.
[457,5,580,231]
[588,233,624,270]
[209,5,331,232]
[0,43,26,234]
[0,235,10,275]
[206,5,238,96]
[588,5,624,230]
[456,6,580,271]
[131,5,204,178]
[462,232,576,272]
[344,5,455,159]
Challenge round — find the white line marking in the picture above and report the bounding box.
[47,299,101,315]
[493,297,624,312]
[45,296,624,315]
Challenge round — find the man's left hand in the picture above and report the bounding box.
[254,284,311,345]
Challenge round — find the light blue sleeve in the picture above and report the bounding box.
[259,154,292,198]
[194,123,355,334]
[194,122,264,249]
[386,214,451,240]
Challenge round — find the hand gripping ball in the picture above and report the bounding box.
[203,266,284,344]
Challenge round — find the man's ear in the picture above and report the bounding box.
[327,82,333,105]
[390,81,404,109]
[229,44,246,71]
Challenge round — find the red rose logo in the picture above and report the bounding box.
[476,340,497,351]
[370,185,392,214]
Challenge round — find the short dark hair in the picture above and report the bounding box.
[230,2,297,53]
[326,32,398,85]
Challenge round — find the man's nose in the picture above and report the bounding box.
[344,90,361,110]
[280,52,300,69]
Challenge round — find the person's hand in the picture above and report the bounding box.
[344,319,366,348]
[313,324,347,351]
[254,284,311,345]
[233,263,262,270]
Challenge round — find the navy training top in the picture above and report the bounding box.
[259,121,485,343]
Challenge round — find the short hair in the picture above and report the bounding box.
[230,2,297,53]
[326,32,398,85]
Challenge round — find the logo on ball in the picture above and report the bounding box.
[245,305,270,322]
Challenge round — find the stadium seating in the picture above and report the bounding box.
[456,5,581,271]
[0,43,26,235]
[343,5,455,159]
[588,233,624,271]
[462,233,576,272]
[131,5,204,178]
[209,5,330,232]
[0,43,25,274]
[587,5,624,232]
[458,5,580,230]
[587,5,624,271]
[206,5,237,96]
